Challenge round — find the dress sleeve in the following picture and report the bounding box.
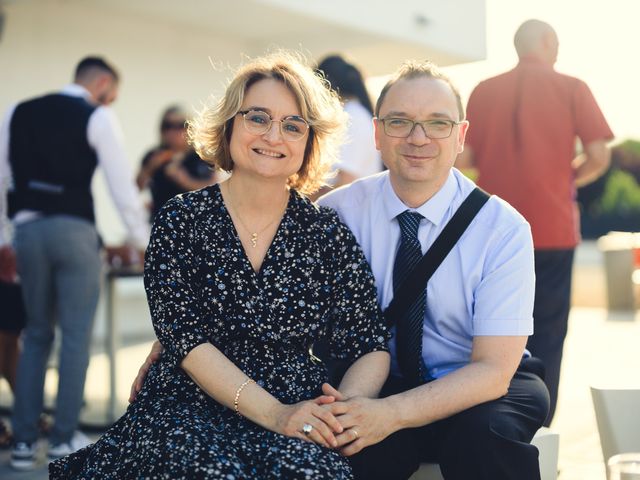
[324,217,390,362]
[143,195,215,366]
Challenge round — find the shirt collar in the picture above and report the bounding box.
[382,170,458,226]
[517,55,554,70]
[60,83,93,100]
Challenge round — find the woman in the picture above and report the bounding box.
[50,51,390,479]
[315,55,381,195]
[137,106,217,219]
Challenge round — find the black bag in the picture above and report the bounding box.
[0,281,27,333]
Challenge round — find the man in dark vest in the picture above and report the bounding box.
[0,56,149,470]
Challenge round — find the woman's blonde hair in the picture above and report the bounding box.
[189,51,346,195]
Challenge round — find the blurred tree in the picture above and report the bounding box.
[597,170,640,214]
[612,140,640,183]
[578,139,640,238]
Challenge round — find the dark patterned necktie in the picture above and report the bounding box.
[393,210,427,386]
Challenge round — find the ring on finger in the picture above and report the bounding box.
[351,428,359,440]
[302,423,314,435]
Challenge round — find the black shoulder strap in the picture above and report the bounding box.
[383,187,490,327]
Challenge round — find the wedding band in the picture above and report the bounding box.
[302,423,314,435]
[351,429,359,440]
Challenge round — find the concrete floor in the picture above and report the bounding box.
[1,241,638,479]
[554,307,640,479]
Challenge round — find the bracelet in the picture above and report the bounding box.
[233,378,255,416]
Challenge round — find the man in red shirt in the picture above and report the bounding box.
[457,19,613,425]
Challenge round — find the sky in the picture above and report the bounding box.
[389,0,640,144]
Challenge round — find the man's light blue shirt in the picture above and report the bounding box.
[319,168,535,380]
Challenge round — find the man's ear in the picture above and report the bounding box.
[456,120,469,154]
[373,118,382,151]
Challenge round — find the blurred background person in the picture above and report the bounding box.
[137,105,218,220]
[0,215,50,449]
[314,55,381,197]
[457,19,613,426]
[0,56,150,470]
[0,248,25,449]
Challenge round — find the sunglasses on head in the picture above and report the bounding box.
[161,120,186,131]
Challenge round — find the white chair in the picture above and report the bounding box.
[532,427,560,480]
[409,427,559,480]
[410,463,444,480]
[591,387,640,464]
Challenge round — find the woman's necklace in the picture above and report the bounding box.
[225,181,288,248]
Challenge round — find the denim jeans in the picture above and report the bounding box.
[12,215,101,445]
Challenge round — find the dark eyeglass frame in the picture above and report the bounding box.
[161,120,187,131]
[377,117,464,139]
[237,109,310,141]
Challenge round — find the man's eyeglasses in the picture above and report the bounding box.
[237,110,309,141]
[377,117,463,139]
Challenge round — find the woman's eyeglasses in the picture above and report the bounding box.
[237,110,309,141]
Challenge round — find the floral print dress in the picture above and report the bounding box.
[50,184,389,479]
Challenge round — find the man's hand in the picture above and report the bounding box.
[0,245,17,283]
[129,340,164,402]
[321,383,396,456]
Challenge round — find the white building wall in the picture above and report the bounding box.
[262,0,486,65]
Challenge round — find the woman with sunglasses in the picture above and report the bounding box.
[137,105,218,219]
[50,51,390,479]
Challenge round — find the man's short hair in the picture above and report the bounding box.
[74,56,119,83]
[513,19,554,58]
[375,60,465,121]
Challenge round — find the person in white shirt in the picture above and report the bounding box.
[314,55,381,197]
[0,56,149,471]
[318,60,549,480]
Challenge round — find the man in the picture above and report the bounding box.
[316,60,549,480]
[457,19,613,425]
[0,56,149,470]
[130,60,548,479]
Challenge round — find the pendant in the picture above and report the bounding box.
[250,233,258,248]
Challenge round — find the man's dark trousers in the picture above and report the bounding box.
[527,248,574,426]
[348,359,550,480]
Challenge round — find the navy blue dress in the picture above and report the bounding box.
[50,184,389,479]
